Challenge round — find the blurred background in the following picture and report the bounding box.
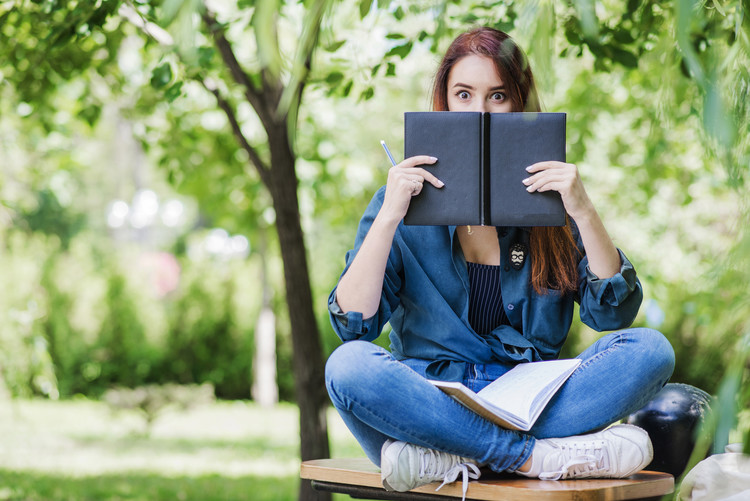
[0,0,748,500]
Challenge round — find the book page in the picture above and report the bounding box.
[476,359,581,423]
[429,381,520,430]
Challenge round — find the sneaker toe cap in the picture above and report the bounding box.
[609,425,654,476]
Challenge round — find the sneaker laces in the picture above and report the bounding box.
[539,439,610,481]
[415,448,480,501]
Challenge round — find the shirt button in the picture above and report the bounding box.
[507,303,515,310]
[500,229,508,237]
[504,265,510,272]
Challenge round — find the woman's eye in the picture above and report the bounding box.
[457,91,470,100]
[491,92,506,101]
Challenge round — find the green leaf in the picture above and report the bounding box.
[386,62,396,76]
[385,33,405,39]
[252,0,282,80]
[703,81,736,148]
[197,47,214,69]
[370,63,381,77]
[77,104,101,126]
[359,0,373,19]
[626,0,640,17]
[161,0,184,26]
[325,71,344,85]
[150,63,173,89]
[385,41,412,59]
[165,82,183,102]
[564,24,583,46]
[342,80,353,97]
[613,28,635,44]
[575,0,600,40]
[609,45,639,68]
[359,86,374,101]
[325,40,346,52]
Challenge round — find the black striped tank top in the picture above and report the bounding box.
[467,261,509,335]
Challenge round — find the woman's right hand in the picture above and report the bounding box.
[336,155,443,317]
[380,155,444,223]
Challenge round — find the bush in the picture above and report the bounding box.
[0,229,261,401]
[159,265,253,399]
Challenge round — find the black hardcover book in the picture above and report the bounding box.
[403,112,567,226]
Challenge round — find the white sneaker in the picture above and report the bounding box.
[381,440,480,500]
[531,424,653,480]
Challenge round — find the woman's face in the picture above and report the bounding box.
[446,54,513,113]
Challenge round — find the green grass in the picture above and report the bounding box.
[0,398,367,500]
[0,471,295,501]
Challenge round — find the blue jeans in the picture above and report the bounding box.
[325,328,675,473]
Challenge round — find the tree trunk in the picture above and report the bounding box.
[267,123,331,501]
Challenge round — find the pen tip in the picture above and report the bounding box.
[380,140,385,145]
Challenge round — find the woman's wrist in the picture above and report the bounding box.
[374,208,404,231]
[567,198,597,226]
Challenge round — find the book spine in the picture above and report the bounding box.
[480,112,491,225]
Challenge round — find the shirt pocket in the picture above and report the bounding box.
[525,288,571,357]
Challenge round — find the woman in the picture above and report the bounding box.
[325,27,675,498]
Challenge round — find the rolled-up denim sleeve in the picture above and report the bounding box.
[327,290,380,342]
[327,187,402,343]
[578,249,643,332]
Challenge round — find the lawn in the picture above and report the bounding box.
[0,397,367,500]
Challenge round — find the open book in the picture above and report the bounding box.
[430,359,581,431]
[403,111,566,227]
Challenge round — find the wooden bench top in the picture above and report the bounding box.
[301,458,674,501]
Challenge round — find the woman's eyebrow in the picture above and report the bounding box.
[451,83,506,91]
[451,82,475,90]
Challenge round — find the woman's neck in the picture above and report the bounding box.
[457,225,500,266]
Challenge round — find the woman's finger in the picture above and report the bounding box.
[409,178,423,196]
[525,160,572,174]
[397,155,438,169]
[393,161,444,188]
[523,171,573,192]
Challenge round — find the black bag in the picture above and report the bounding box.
[626,383,712,477]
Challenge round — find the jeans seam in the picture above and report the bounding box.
[506,435,534,472]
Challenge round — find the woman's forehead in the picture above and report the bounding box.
[448,55,504,87]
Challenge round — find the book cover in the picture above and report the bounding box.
[403,112,567,227]
[430,358,581,431]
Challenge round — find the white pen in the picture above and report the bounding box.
[380,140,397,166]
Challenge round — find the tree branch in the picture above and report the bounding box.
[118,2,272,188]
[202,79,273,189]
[201,7,277,132]
[118,3,175,46]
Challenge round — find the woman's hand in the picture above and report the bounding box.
[523,160,621,278]
[380,155,444,223]
[336,155,443,317]
[522,161,594,221]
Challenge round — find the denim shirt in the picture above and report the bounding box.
[328,186,642,381]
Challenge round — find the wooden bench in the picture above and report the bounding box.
[301,458,674,501]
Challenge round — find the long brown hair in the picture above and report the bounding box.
[432,27,579,293]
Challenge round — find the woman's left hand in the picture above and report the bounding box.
[522,161,594,221]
